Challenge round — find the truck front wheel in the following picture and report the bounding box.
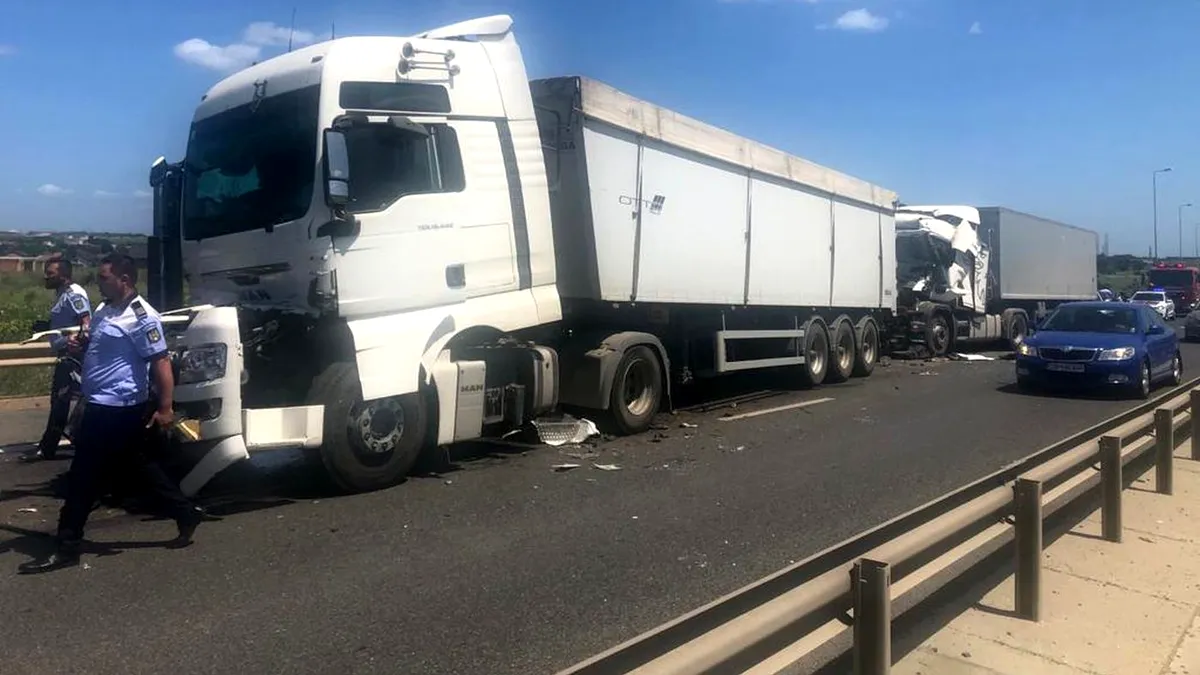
[926,313,952,358]
[309,361,429,493]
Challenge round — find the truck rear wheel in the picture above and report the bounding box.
[824,319,856,384]
[1006,312,1029,351]
[798,321,830,387]
[852,318,879,377]
[607,345,664,435]
[308,361,429,493]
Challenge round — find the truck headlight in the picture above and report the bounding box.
[1097,347,1136,361]
[177,343,228,384]
[1017,343,1038,357]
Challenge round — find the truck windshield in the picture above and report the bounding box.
[1040,306,1139,334]
[182,84,320,240]
[1148,269,1195,286]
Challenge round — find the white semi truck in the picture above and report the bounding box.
[892,205,1099,357]
[144,14,898,495]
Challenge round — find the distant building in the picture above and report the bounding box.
[0,255,48,273]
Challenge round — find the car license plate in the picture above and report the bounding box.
[1047,362,1086,373]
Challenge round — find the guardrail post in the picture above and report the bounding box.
[852,558,891,675]
[1101,435,1123,543]
[1014,477,1043,622]
[1156,408,1175,495]
[1192,389,1200,461]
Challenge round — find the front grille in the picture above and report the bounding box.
[1040,347,1098,362]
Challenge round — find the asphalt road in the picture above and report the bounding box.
[3,339,1200,675]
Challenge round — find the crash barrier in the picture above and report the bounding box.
[556,377,1200,675]
[0,342,54,368]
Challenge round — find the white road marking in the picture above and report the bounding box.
[719,397,835,422]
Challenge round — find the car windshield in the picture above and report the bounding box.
[1040,306,1140,334]
[182,85,320,240]
[1132,292,1166,302]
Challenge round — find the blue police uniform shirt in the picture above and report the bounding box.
[80,296,168,407]
[48,283,91,353]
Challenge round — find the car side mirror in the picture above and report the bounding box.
[149,156,169,188]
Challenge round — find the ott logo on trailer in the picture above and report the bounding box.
[618,194,667,215]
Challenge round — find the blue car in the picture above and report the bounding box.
[1015,301,1182,399]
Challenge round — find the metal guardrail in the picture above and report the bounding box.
[0,341,55,368]
[557,377,1200,675]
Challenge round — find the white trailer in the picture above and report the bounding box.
[143,15,898,495]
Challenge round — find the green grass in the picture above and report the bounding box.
[0,271,101,398]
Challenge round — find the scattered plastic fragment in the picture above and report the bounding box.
[552,463,582,472]
[17,507,38,513]
[680,422,698,429]
[593,463,622,471]
[534,415,599,446]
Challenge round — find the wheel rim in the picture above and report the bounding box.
[1142,364,1151,395]
[621,357,656,418]
[347,398,406,467]
[862,326,877,365]
[835,327,854,372]
[1175,355,1183,381]
[931,319,949,354]
[808,333,827,377]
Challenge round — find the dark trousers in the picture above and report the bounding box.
[37,358,79,456]
[57,402,194,545]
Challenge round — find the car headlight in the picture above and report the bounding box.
[176,343,228,384]
[1017,343,1038,357]
[1097,347,1136,361]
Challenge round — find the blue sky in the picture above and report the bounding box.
[0,0,1197,255]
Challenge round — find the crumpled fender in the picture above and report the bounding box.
[345,307,457,401]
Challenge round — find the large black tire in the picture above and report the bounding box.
[1170,350,1184,387]
[607,345,664,436]
[308,361,429,493]
[824,319,856,384]
[1006,312,1029,352]
[926,312,952,357]
[852,318,879,377]
[798,321,830,387]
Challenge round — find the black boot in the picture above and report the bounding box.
[19,449,56,463]
[169,506,207,548]
[18,540,81,575]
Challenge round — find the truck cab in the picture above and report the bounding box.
[152,15,571,495]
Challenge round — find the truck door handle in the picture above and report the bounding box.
[446,264,466,289]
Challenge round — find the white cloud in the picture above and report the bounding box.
[134,189,152,198]
[174,21,318,72]
[93,189,120,197]
[36,184,73,197]
[968,21,983,35]
[0,45,16,56]
[834,8,889,32]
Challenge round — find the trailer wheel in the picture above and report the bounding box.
[308,361,428,493]
[607,345,663,436]
[825,319,856,384]
[1006,312,1029,351]
[926,312,952,358]
[852,318,880,378]
[798,321,830,387]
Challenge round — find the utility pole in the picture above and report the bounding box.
[1154,167,1173,259]
[1180,202,1193,259]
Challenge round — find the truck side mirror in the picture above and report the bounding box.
[322,129,351,208]
[149,156,169,188]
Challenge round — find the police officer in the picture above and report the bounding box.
[22,259,91,462]
[20,254,206,574]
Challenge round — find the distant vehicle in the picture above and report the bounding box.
[1015,301,1182,399]
[1130,290,1176,320]
[1185,308,1200,342]
[1097,288,1115,301]
[1147,262,1200,312]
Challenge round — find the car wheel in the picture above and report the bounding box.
[1171,351,1184,386]
[1134,360,1152,400]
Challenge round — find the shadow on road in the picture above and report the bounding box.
[995,382,1135,401]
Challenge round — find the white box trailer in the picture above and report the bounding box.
[532,76,897,380]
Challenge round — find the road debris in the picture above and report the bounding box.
[593,463,622,471]
[951,352,995,362]
[17,507,38,513]
[680,422,698,429]
[551,463,582,472]
[533,415,599,446]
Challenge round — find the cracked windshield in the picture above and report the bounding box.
[2,3,1197,675]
